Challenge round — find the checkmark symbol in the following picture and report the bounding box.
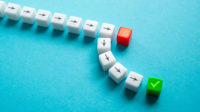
[151,81,160,88]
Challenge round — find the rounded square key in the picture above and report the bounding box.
[97,38,111,54]
[99,51,116,71]
[83,20,98,38]
[109,62,127,84]
[4,3,21,21]
[125,71,143,92]
[35,9,51,27]
[117,27,132,46]
[67,16,82,34]
[0,1,6,17]
[100,23,115,40]
[147,77,163,96]
[51,13,67,31]
[20,6,36,24]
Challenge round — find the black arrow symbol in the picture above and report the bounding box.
[105,54,109,61]
[70,20,77,23]
[39,13,46,16]
[24,10,30,13]
[55,17,62,20]
[130,77,137,81]
[8,6,15,9]
[102,40,106,46]
[104,27,111,30]
[87,24,93,27]
[114,67,121,73]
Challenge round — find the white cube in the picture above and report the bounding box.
[20,6,36,24]
[66,16,82,34]
[51,13,67,31]
[0,1,6,17]
[109,62,127,84]
[4,3,21,21]
[125,72,143,92]
[83,20,98,38]
[100,23,115,40]
[97,38,111,54]
[99,51,116,71]
[35,9,51,27]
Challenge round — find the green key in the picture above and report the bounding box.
[146,77,163,96]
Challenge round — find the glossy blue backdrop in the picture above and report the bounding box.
[0,0,200,112]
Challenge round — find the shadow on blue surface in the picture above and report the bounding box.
[83,36,95,44]
[5,19,18,27]
[145,94,159,105]
[35,26,48,34]
[51,29,64,37]
[20,23,33,30]
[66,33,79,41]
[116,44,128,52]
[124,88,137,100]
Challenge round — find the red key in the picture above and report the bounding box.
[117,27,132,46]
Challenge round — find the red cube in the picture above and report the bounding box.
[117,27,132,46]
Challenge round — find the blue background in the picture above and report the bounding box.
[0,0,200,112]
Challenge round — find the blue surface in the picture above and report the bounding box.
[0,0,200,111]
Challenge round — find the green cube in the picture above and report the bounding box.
[147,77,163,96]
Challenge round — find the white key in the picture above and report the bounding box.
[99,51,116,71]
[125,72,143,92]
[0,1,6,17]
[4,3,21,21]
[35,9,51,27]
[100,23,115,40]
[97,38,111,54]
[66,16,82,34]
[83,20,98,38]
[109,62,127,84]
[20,6,36,24]
[51,13,67,31]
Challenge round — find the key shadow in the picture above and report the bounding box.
[116,44,128,52]
[5,19,18,27]
[66,33,79,41]
[20,23,33,30]
[83,36,95,44]
[123,88,137,100]
[35,26,48,34]
[145,94,159,105]
[106,77,118,90]
[51,29,64,37]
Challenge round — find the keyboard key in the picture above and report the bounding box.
[117,27,132,46]
[4,3,21,21]
[100,23,115,40]
[97,38,111,54]
[20,6,36,24]
[109,62,127,84]
[146,77,163,96]
[125,72,143,92]
[51,13,67,31]
[83,20,98,38]
[35,9,51,27]
[67,16,82,34]
[99,51,116,71]
[0,1,6,17]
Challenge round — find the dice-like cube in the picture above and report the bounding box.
[20,6,36,24]
[67,16,82,34]
[117,27,132,46]
[97,38,111,54]
[83,20,98,38]
[35,9,51,27]
[51,13,67,31]
[100,23,115,40]
[146,77,163,96]
[109,62,127,84]
[0,1,6,17]
[99,51,116,71]
[4,3,21,21]
[125,72,143,92]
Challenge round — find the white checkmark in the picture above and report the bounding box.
[151,81,160,88]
